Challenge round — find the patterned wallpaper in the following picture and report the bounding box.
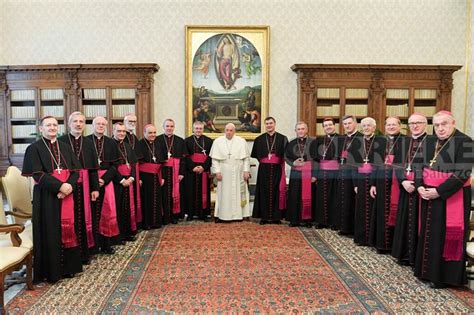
[0,0,471,137]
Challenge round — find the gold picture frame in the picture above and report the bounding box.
[185,25,270,140]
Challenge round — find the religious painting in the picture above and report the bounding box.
[185,26,270,140]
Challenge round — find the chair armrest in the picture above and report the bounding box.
[6,209,32,219]
[0,223,25,246]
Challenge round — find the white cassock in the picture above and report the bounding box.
[210,135,251,220]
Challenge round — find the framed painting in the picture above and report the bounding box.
[185,25,270,140]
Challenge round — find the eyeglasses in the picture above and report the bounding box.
[408,121,426,126]
[127,120,137,123]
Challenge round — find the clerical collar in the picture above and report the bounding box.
[43,136,57,143]
[347,130,357,137]
[94,134,103,139]
[412,132,426,140]
[70,133,81,140]
[364,133,374,140]
[298,136,307,141]
[327,133,335,138]
[165,134,174,138]
[267,131,276,136]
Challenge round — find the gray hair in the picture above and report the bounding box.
[361,117,376,126]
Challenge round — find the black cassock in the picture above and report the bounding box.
[352,135,385,246]
[22,138,82,283]
[156,134,187,224]
[371,134,405,253]
[125,132,140,154]
[414,130,473,286]
[58,134,99,262]
[137,138,164,229]
[114,139,138,240]
[125,132,143,228]
[285,137,316,226]
[87,134,120,251]
[391,133,428,265]
[311,133,339,228]
[251,132,288,222]
[183,135,213,220]
[336,131,361,234]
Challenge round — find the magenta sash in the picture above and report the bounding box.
[423,168,471,261]
[117,164,137,232]
[190,153,209,208]
[320,160,340,171]
[294,161,312,220]
[388,169,400,226]
[51,169,78,249]
[77,169,95,248]
[260,156,287,209]
[97,170,119,237]
[134,164,142,224]
[163,157,181,214]
[358,163,374,174]
[139,162,162,175]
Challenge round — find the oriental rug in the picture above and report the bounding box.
[6,222,474,313]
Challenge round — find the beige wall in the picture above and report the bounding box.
[0,0,471,137]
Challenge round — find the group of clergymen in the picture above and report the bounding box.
[21,109,472,290]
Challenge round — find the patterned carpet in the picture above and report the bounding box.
[5,222,474,313]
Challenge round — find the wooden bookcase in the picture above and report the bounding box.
[291,64,462,136]
[0,63,159,174]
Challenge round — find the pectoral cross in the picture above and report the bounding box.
[152,156,157,163]
[227,153,232,159]
[406,164,412,176]
[98,158,102,166]
[167,152,172,159]
[429,159,436,168]
[363,157,370,164]
[340,157,345,165]
[202,149,206,155]
[126,162,130,168]
[322,153,326,160]
[268,153,272,160]
[56,166,62,174]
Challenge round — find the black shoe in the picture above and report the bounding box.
[63,273,75,279]
[289,223,299,227]
[82,259,91,265]
[171,219,178,224]
[214,218,222,223]
[186,216,194,222]
[430,282,447,289]
[260,220,268,225]
[143,226,151,230]
[119,240,126,245]
[397,260,410,266]
[338,231,350,236]
[272,220,282,224]
[305,222,313,228]
[314,224,323,229]
[125,236,136,242]
[101,247,115,255]
[201,217,209,222]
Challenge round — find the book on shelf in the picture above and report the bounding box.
[386,89,409,99]
[345,104,368,117]
[426,124,434,135]
[414,89,437,99]
[317,88,339,99]
[346,88,368,99]
[12,143,30,154]
[112,104,136,118]
[41,89,64,100]
[11,107,36,119]
[413,106,436,116]
[112,88,136,99]
[83,88,106,100]
[11,125,37,139]
[83,105,108,117]
[386,104,409,117]
[11,89,35,101]
[316,104,340,116]
[41,106,64,117]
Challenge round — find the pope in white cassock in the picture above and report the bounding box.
[210,123,251,221]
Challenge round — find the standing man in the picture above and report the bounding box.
[336,115,361,235]
[58,112,99,264]
[285,121,316,227]
[251,117,288,224]
[414,111,472,288]
[312,118,339,229]
[210,123,251,222]
[391,113,428,266]
[156,119,187,224]
[124,113,143,227]
[137,124,164,229]
[113,122,138,242]
[87,116,120,255]
[22,116,82,283]
[184,121,213,221]
[369,116,405,254]
[352,117,384,246]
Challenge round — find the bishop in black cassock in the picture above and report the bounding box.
[58,112,99,264]
[22,116,82,283]
[184,121,213,221]
[156,119,187,224]
[414,111,473,288]
[251,117,288,224]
